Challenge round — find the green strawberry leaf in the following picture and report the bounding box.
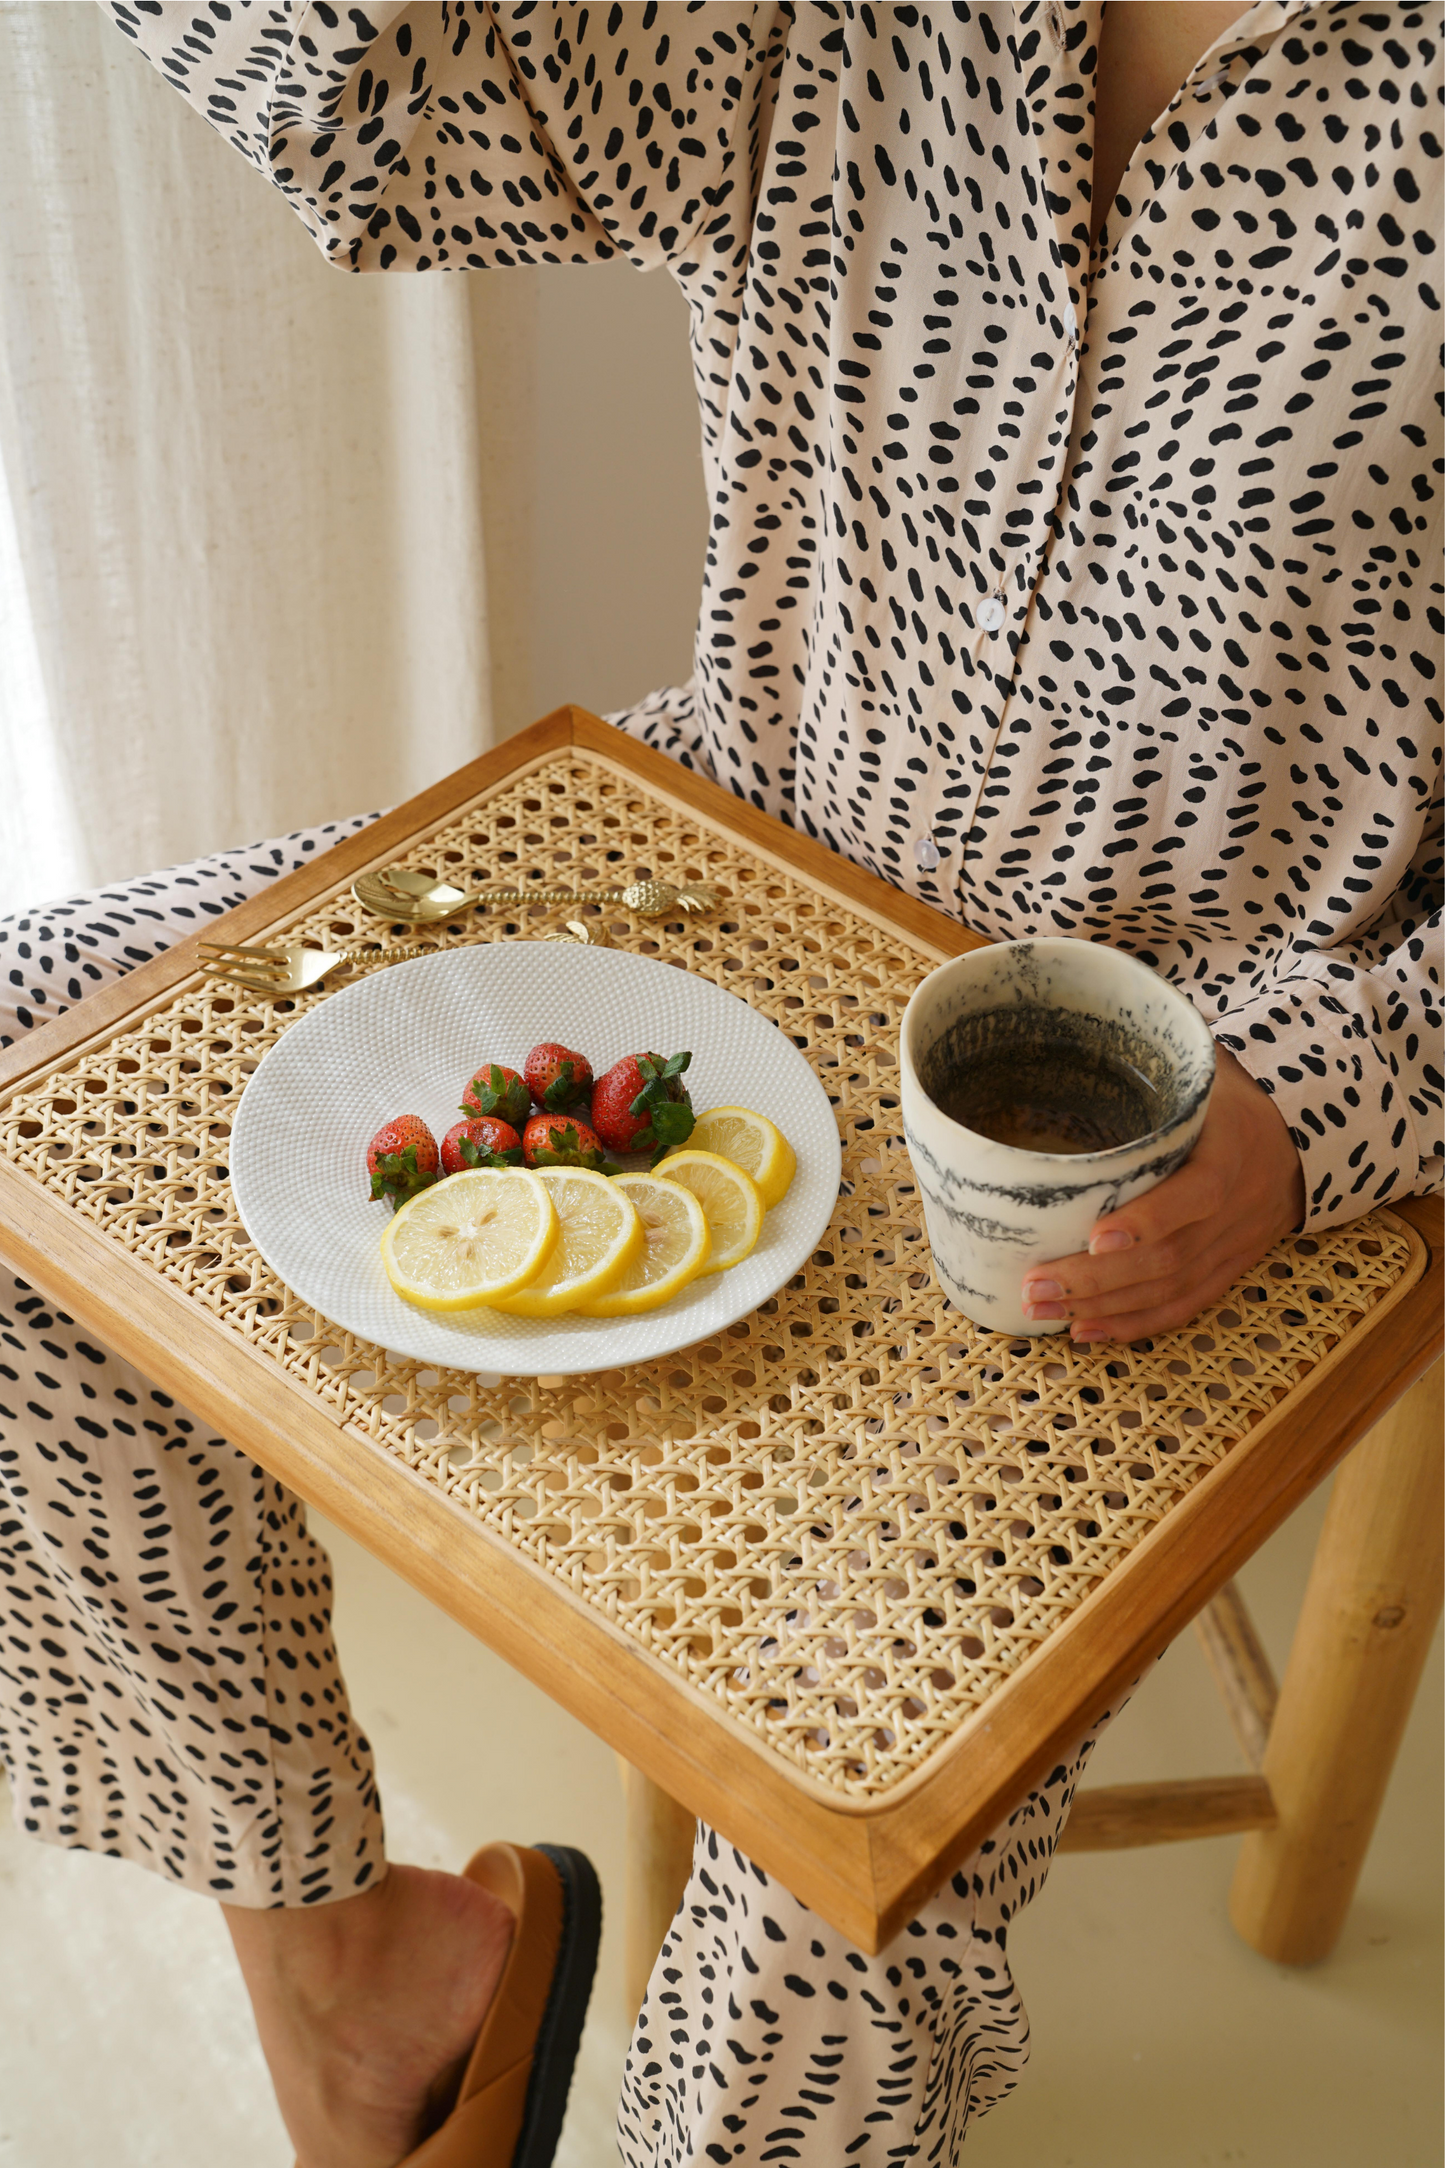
[650,1100,695,1149]
[530,1120,605,1170]
[533,1143,603,1169]
[462,1064,517,1117]
[540,1061,579,1111]
[369,1143,438,1205]
[458,1137,522,1170]
[629,1050,692,1118]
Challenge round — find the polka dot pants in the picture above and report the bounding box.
[0,818,387,1906]
[615,1752,1104,2164]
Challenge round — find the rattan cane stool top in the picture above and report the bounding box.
[0,744,1420,1804]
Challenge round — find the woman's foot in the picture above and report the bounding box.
[223,1861,515,2168]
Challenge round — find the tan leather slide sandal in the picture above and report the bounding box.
[403,1843,602,2168]
[294,1841,602,2168]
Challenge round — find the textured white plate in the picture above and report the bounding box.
[229,943,842,1375]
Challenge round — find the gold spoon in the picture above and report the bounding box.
[351,867,722,922]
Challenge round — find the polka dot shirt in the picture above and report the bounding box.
[108,0,1443,1225]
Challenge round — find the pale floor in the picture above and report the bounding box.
[0,1474,1437,2168]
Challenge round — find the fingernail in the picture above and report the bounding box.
[1072,1324,1105,1343]
[1025,1301,1069,1322]
[1089,1230,1133,1256]
[1024,1278,1065,1300]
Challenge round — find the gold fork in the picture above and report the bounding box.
[198,939,420,995]
[198,917,611,995]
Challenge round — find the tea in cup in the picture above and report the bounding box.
[899,938,1215,1334]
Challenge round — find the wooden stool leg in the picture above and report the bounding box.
[617,1757,697,2018]
[1229,1359,1443,1965]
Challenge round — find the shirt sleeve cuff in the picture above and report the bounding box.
[1213,980,1433,1231]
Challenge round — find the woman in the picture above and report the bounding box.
[2,3,1438,2162]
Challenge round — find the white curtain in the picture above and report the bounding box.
[0,0,492,914]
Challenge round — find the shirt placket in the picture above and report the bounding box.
[908,1,1092,897]
[903,3,1092,895]
[940,0,1304,919]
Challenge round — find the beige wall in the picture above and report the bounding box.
[472,263,706,739]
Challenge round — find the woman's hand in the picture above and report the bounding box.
[1020,1045,1306,1345]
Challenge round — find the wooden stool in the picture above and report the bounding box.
[0,710,1435,2014]
[621,1357,1442,2011]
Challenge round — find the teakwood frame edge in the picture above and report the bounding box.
[0,711,1438,1950]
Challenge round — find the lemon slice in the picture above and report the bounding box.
[381,1169,557,1311]
[673,1105,796,1209]
[656,1150,764,1274]
[577,1173,712,1316]
[492,1168,643,1316]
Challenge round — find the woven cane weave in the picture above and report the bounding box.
[0,750,1420,1800]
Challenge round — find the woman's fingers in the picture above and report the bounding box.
[1026,1226,1245,1327]
[1071,1238,1264,1342]
[1020,1045,1306,1342]
[1070,1230,1254,1323]
[1023,1154,1228,1311]
[1086,1137,1229,1260]
[1022,1082,1243,1316]
[1021,1151,1232,1312]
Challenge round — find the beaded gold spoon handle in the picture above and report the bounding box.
[351,867,722,923]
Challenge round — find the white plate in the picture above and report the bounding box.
[228,943,842,1375]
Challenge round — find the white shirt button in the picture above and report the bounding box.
[1063,301,1079,344]
[977,595,1006,632]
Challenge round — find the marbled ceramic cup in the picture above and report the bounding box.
[900,938,1216,1335]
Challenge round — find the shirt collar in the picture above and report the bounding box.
[1193,1,1313,70]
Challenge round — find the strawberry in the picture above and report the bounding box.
[524,1041,594,1113]
[590,1051,694,1162]
[366,1115,440,1207]
[459,1063,530,1127]
[522,1111,608,1171]
[440,1116,523,1175]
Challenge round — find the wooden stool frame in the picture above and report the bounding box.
[0,710,1438,2006]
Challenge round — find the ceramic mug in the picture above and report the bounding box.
[899,938,1216,1335]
